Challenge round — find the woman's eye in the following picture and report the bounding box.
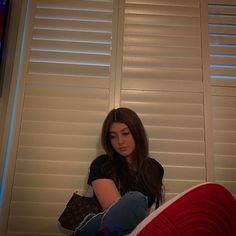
[110,134,116,139]
[122,132,130,136]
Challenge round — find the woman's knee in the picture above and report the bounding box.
[120,191,148,210]
[104,191,148,222]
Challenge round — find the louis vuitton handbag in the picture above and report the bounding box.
[58,192,103,231]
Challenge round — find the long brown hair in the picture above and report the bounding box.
[101,107,163,204]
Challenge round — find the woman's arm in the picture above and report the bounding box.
[92,178,121,209]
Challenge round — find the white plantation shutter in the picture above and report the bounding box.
[8,0,114,235]
[120,0,205,200]
[1,0,236,236]
[207,0,236,196]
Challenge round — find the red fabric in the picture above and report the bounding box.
[137,183,236,236]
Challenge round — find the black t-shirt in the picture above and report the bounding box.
[87,154,164,208]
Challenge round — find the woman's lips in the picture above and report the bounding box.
[119,147,128,152]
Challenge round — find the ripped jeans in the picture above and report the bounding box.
[73,191,148,236]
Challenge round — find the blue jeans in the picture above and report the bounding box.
[73,191,148,236]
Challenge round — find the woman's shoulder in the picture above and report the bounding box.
[88,154,113,185]
[90,154,111,167]
[148,157,164,178]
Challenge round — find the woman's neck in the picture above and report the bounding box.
[126,157,138,172]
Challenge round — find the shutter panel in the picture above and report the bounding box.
[120,0,205,200]
[207,1,236,197]
[8,0,114,235]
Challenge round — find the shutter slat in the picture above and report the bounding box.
[214,118,236,131]
[125,4,199,17]
[146,126,204,141]
[124,56,201,68]
[11,202,60,218]
[19,133,99,149]
[208,0,236,4]
[209,15,236,25]
[33,29,112,42]
[21,121,101,136]
[125,24,200,37]
[26,74,110,88]
[13,173,85,189]
[149,139,205,154]
[29,62,109,76]
[123,67,202,79]
[214,143,236,156]
[209,25,236,35]
[30,51,111,65]
[25,83,109,98]
[126,0,199,7]
[16,159,90,176]
[34,18,112,32]
[216,155,236,168]
[124,45,201,57]
[122,102,203,116]
[35,8,112,21]
[208,5,236,15]
[124,35,201,47]
[12,187,86,202]
[8,217,62,234]
[210,67,236,77]
[212,86,236,96]
[164,166,205,180]
[125,14,200,26]
[32,40,111,54]
[209,46,236,55]
[214,130,236,142]
[152,152,205,167]
[22,108,106,123]
[37,0,113,11]
[122,90,203,103]
[18,146,100,162]
[140,114,203,128]
[123,78,203,92]
[24,96,108,111]
[209,35,236,45]
[209,56,236,66]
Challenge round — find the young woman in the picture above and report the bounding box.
[74,107,164,236]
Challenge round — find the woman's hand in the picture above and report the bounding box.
[92,178,121,210]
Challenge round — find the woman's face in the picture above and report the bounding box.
[109,122,136,159]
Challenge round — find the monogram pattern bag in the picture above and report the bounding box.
[58,192,103,230]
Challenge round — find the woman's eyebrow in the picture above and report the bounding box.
[110,127,129,134]
[121,127,129,132]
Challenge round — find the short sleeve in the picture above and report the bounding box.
[87,155,113,185]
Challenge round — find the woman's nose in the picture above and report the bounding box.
[117,135,124,144]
